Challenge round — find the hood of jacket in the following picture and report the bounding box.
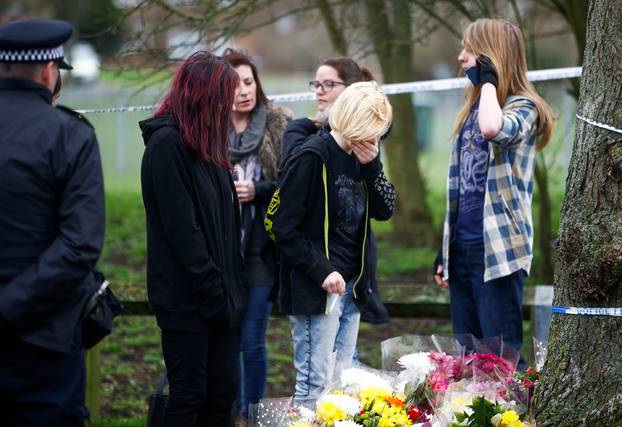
[139,115,178,145]
[280,128,332,176]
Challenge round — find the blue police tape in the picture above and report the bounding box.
[552,305,622,317]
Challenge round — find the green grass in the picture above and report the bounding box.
[89,417,147,427]
[101,190,148,299]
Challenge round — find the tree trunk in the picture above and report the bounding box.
[365,0,436,245]
[531,0,622,425]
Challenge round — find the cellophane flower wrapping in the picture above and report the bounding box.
[248,397,295,426]
[533,337,547,372]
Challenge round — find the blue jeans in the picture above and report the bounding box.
[239,285,272,418]
[289,281,360,406]
[448,241,525,366]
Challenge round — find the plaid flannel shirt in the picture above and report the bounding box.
[442,95,539,282]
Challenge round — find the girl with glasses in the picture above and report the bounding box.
[283,57,374,157]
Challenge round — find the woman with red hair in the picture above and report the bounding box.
[140,51,247,427]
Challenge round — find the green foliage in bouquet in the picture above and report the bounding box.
[404,378,433,409]
[353,399,381,427]
[450,396,503,427]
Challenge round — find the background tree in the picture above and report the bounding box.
[1,0,125,55]
[363,0,436,245]
[531,0,622,424]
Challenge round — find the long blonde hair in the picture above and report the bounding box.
[453,19,555,149]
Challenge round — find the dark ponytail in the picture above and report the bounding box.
[321,56,375,84]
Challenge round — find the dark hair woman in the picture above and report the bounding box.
[222,48,292,421]
[139,51,247,427]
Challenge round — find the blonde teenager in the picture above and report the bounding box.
[434,19,555,367]
[266,82,396,405]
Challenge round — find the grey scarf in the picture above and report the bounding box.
[228,104,267,164]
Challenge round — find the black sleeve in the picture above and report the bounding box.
[254,179,277,205]
[360,156,396,221]
[0,128,105,328]
[282,118,318,159]
[265,153,336,286]
[433,248,443,275]
[146,136,224,305]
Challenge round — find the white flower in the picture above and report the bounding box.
[434,391,475,424]
[340,368,393,393]
[397,352,434,376]
[317,394,362,417]
[297,405,315,422]
[334,421,364,427]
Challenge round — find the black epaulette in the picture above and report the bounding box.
[56,104,94,130]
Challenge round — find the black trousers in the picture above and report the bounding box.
[161,327,240,427]
[0,326,88,427]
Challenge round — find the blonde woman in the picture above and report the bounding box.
[434,19,555,366]
[265,82,395,405]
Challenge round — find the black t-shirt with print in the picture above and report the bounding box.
[326,135,366,282]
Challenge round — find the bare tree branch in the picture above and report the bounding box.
[443,0,477,21]
[314,0,350,54]
[410,0,461,39]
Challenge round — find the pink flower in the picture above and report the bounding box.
[522,379,534,389]
[428,372,450,391]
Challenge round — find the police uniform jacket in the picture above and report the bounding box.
[0,78,105,354]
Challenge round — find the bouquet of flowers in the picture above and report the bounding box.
[251,334,540,427]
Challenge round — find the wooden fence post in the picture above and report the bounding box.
[86,345,101,421]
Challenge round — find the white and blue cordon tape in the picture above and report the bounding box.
[552,305,622,317]
[76,66,582,115]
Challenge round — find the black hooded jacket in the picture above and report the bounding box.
[265,130,395,315]
[140,116,247,331]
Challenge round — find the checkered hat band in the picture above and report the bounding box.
[0,45,64,62]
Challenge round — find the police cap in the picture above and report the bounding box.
[0,19,73,69]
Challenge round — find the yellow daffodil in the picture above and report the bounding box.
[316,400,347,426]
[359,386,391,406]
[501,410,523,427]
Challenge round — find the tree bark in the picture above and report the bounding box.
[531,0,622,425]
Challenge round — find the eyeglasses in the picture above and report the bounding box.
[309,80,347,92]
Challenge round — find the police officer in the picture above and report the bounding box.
[0,19,105,426]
